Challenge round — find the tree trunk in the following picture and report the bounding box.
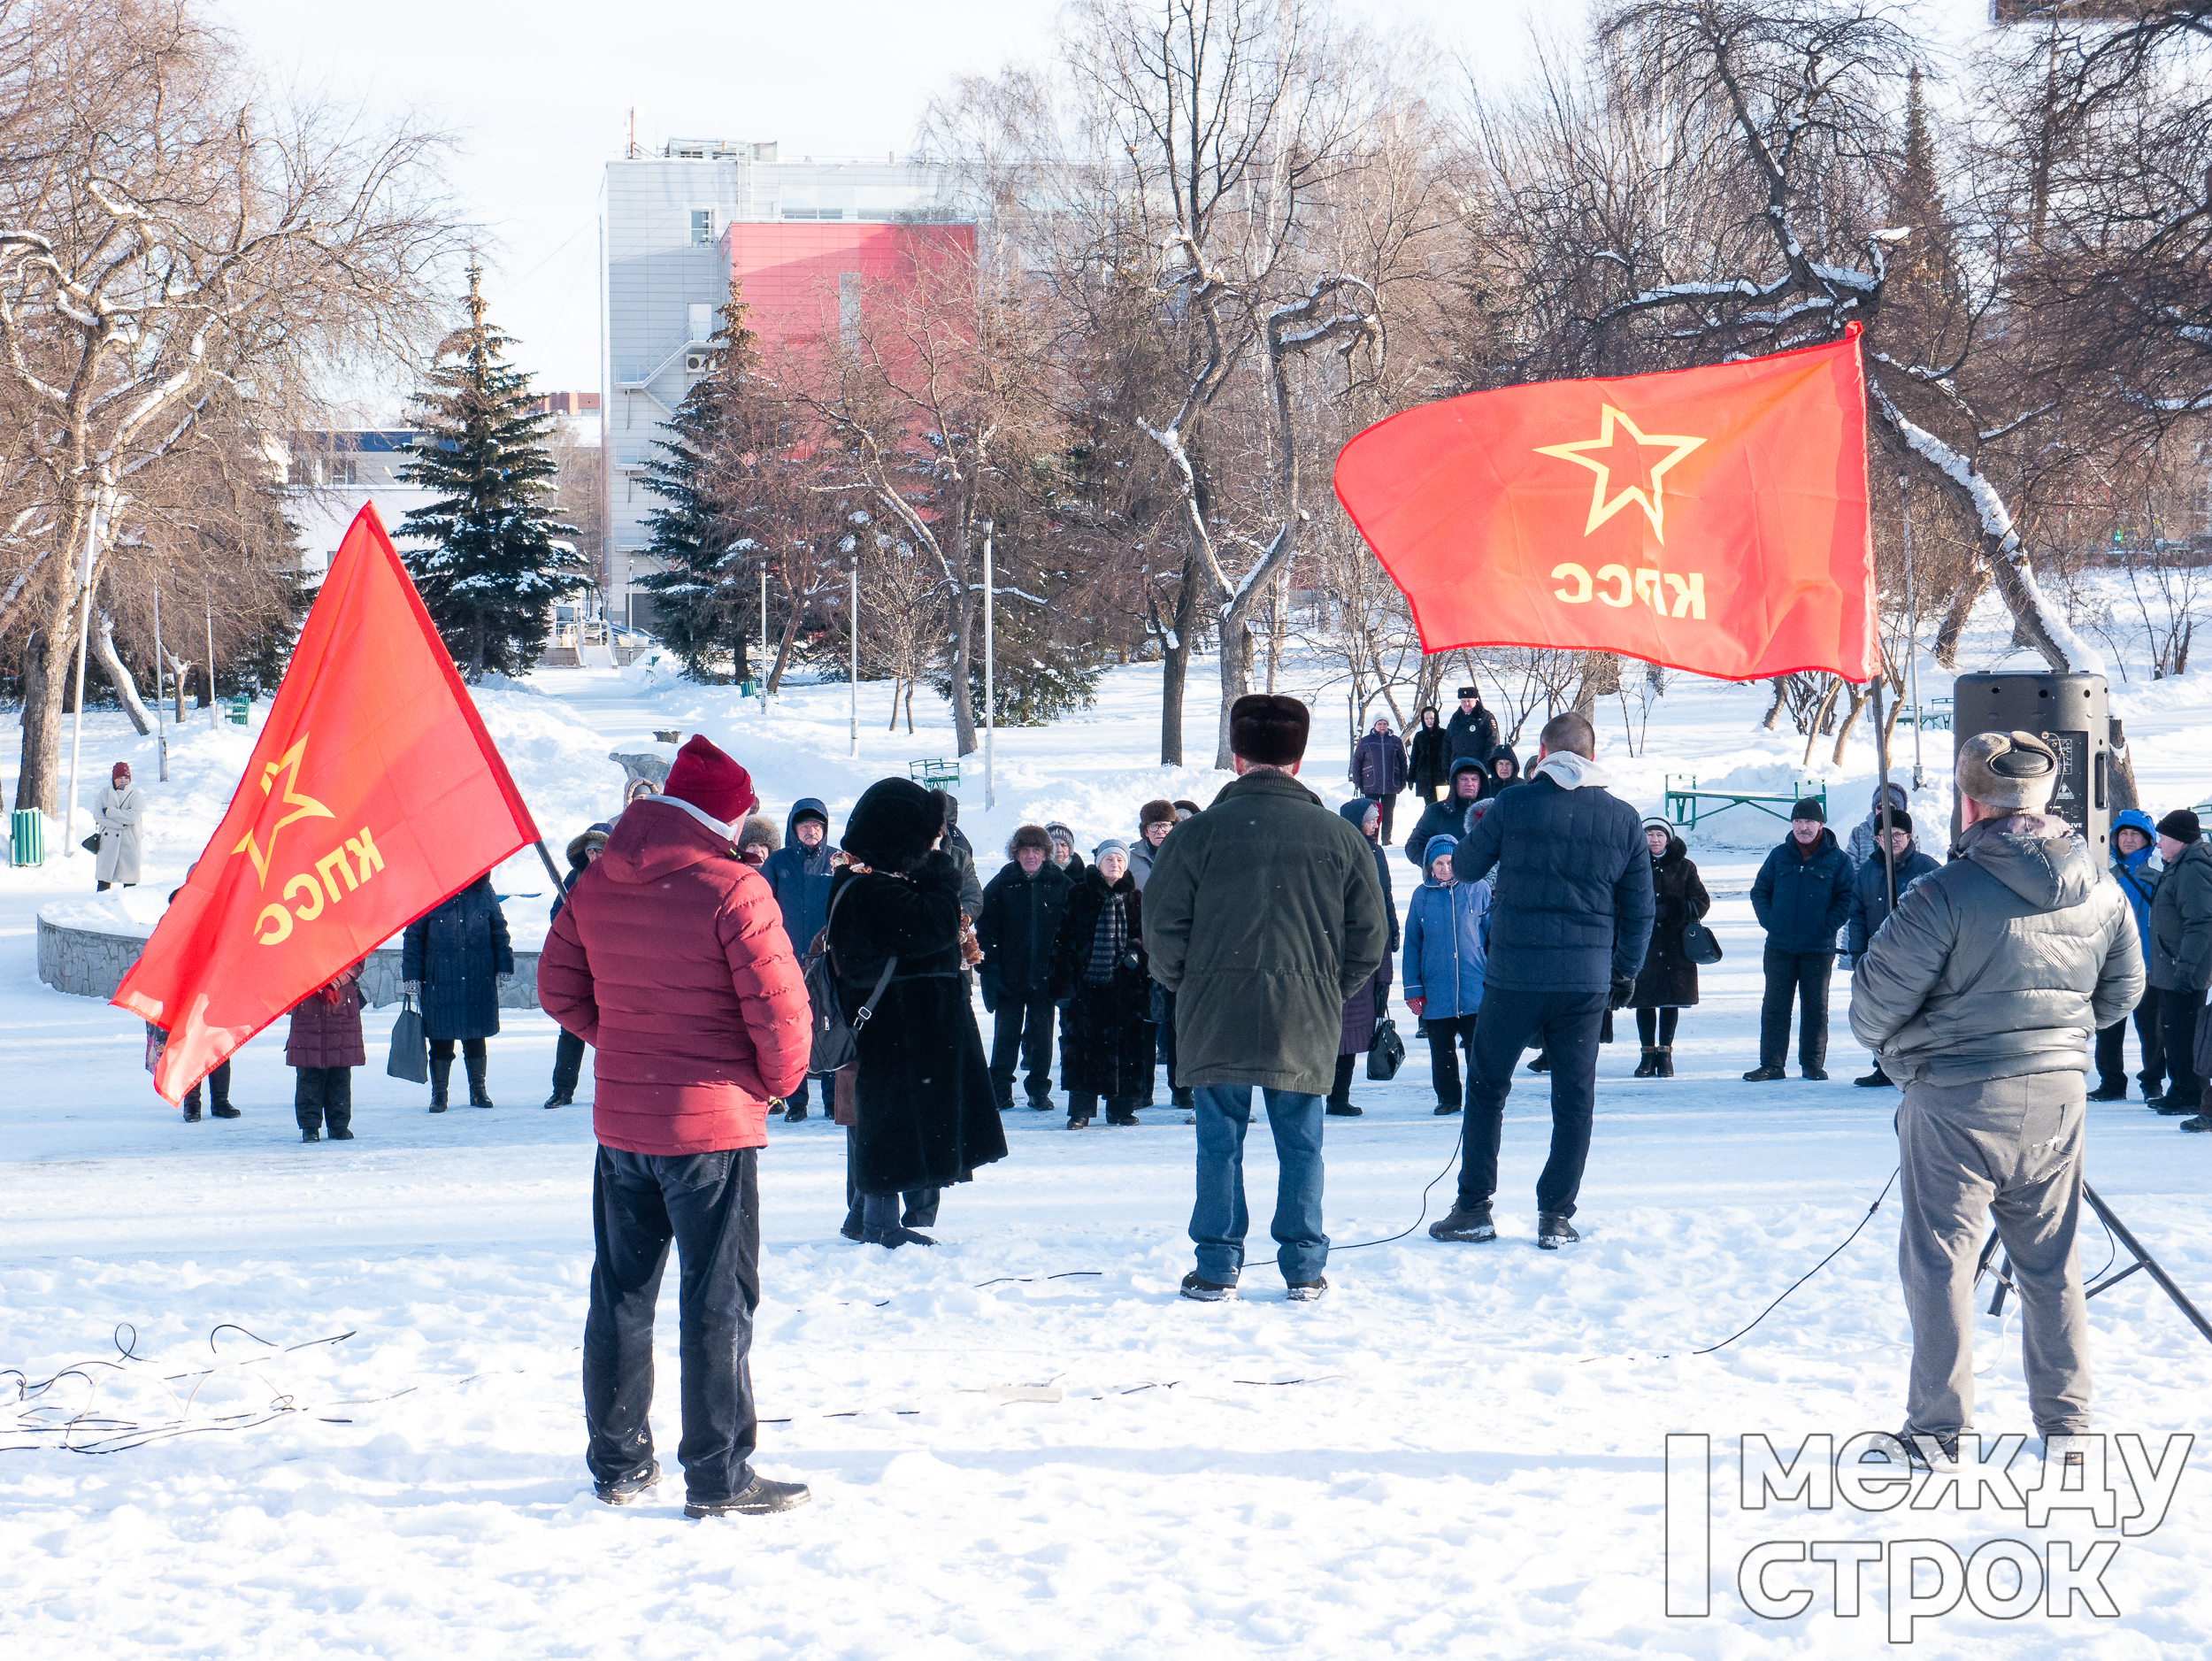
[95,612,155,737]
[1829,682,1875,767]
[1211,604,1260,769]
[1933,565,1989,670]
[765,585,807,693]
[1761,678,1787,731]
[946,573,979,757]
[15,573,77,813]
[2109,718,2141,812]
[1571,651,1620,716]
[1159,550,1201,766]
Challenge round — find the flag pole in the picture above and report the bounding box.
[532,838,565,891]
[1872,664,1896,914]
[849,561,859,760]
[983,519,995,811]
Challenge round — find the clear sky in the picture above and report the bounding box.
[208,0,2003,415]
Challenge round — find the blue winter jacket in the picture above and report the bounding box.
[1750,827,1854,955]
[760,797,835,957]
[401,874,513,1042]
[2109,807,2160,962]
[1402,834,1490,1019]
[1843,838,1942,957]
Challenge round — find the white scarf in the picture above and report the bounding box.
[1530,750,1611,791]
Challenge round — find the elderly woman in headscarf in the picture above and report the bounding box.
[830,779,1005,1247]
[1051,838,1155,1128]
[94,760,143,891]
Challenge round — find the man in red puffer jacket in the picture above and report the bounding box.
[540,734,813,1519]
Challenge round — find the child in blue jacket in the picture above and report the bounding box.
[1403,833,1492,1115]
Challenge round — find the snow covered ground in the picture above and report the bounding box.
[4,611,2211,1657]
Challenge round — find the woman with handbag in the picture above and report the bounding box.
[1327,799,1400,1116]
[92,760,143,891]
[1631,818,1712,1078]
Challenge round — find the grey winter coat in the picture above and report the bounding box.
[2147,839,2212,993]
[1848,814,2143,1087]
[1142,768,1388,1095]
[94,780,144,885]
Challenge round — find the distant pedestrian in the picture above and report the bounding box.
[1130,799,1177,891]
[1430,712,1651,1249]
[1408,706,1452,804]
[977,824,1071,1112]
[402,873,514,1111]
[538,733,815,1518]
[1444,688,1497,774]
[2093,808,2162,1103]
[1629,818,1710,1080]
[1843,810,1940,1088]
[94,760,143,891]
[1052,840,1154,1127]
[1404,757,1486,869]
[288,964,365,1142]
[829,780,1004,1246]
[1847,781,1912,870]
[1403,834,1489,1115]
[1744,798,1852,1082]
[736,815,779,867]
[155,874,237,1121]
[762,798,836,1119]
[1478,744,1523,800]
[1143,695,1388,1303]
[546,822,612,1110]
[1327,798,1398,1116]
[2147,808,2212,1120]
[623,776,658,809]
[1045,819,1085,879]
[1172,800,1201,821]
[1351,714,1409,844]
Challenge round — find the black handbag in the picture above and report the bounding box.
[1366,1016,1406,1081]
[81,833,102,855]
[386,994,429,1084]
[1681,915,1724,965]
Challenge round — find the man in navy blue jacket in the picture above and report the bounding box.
[1430,711,1653,1250]
[1746,797,1855,1081]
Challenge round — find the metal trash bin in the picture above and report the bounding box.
[11,808,44,867]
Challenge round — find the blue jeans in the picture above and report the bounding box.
[1189,1085,1328,1284]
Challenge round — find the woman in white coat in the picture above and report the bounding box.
[95,760,143,890]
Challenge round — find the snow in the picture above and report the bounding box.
[4,604,2211,1657]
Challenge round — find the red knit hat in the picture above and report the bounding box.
[661,734,757,827]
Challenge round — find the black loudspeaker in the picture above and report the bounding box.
[1950,673,2111,857]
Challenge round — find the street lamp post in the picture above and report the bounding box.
[982,520,995,810]
[849,561,859,760]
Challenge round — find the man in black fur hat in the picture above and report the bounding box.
[1142,694,1389,1303]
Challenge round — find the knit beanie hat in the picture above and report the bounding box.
[1139,799,1178,831]
[662,735,757,827]
[1229,694,1310,765]
[1791,796,1826,822]
[1882,810,1915,836]
[844,777,945,868]
[2158,808,2201,844]
[1956,730,2059,812]
[1093,838,1131,865]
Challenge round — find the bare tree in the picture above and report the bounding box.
[0,0,452,811]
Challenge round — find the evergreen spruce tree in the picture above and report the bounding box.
[635,293,765,681]
[397,264,581,680]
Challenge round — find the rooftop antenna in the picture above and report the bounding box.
[627,108,638,160]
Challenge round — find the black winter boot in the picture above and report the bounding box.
[1430,1203,1496,1242]
[1655,1047,1674,1078]
[429,1054,451,1112]
[465,1050,494,1109]
[1633,1046,1659,1078]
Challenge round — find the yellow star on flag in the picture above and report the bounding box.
[1534,405,1706,542]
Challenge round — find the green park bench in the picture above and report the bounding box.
[909,757,963,789]
[1899,696,1953,731]
[1663,775,1827,832]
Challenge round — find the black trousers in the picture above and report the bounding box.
[1759,947,1834,1070]
[1329,1052,1359,1104]
[841,1130,940,1231]
[1634,1007,1680,1047]
[2094,995,2162,1095]
[184,1058,232,1112]
[1461,985,1607,1217]
[1425,1011,1479,1107]
[1365,793,1397,843]
[989,988,1056,1106]
[1415,782,1441,804]
[2161,986,2206,1105]
[551,1029,586,1098]
[293,1065,352,1133]
[583,1145,759,1504]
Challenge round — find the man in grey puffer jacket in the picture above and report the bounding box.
[1850,731,2142,1465]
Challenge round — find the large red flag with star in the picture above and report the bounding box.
[1333,326,1874,681]
[115,504,542,1103]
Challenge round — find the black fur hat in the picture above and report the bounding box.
[1229,694,1310,765]
[844,778,946,869]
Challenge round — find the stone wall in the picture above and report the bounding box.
[36,916,541,1010]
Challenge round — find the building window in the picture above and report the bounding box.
[691,209,714,245]
[687,302,713,342]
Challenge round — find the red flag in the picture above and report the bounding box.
[116,504,542,1103]
[1333,326,1874,681]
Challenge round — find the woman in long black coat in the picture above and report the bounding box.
[1050,842,1155,1128]
[1328,798,1399,1115]
[401,873,513,1111]
[831,779,1006,1248]
[1407,706,1453,804]
[1630,818,1711,1079]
